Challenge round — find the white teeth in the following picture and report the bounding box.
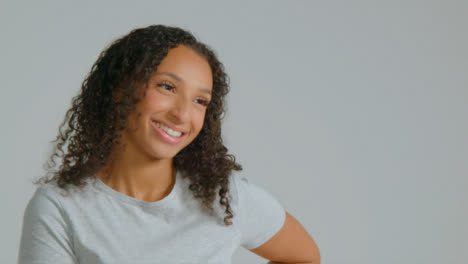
[153,121,182,137]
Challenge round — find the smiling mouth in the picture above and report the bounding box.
[151,121,184,138]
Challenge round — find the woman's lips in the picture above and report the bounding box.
[151,120,186,145]
[151,119,186,134]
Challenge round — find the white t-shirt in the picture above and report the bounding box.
[17,170,286,264]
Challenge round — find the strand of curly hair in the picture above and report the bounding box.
[34,24,243,226]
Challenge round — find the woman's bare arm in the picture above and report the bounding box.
[249,211,320,264]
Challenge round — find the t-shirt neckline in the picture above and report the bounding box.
[91,170,179,208]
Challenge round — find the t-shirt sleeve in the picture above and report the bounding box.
[17,185,78,264]
[232,175,287,250]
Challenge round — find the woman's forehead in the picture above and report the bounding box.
[152,45,213,90]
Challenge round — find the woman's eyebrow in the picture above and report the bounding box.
[155,72,212,95]
[156,72,183,82]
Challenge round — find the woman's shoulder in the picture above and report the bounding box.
[226,171,247,202]
[23,180,66,222]
[227,171,279,210]
[27,177,97,214]
[228,171,271,196]
[36,176,93,194]
[228,171,263,199]
[226,171,287,249]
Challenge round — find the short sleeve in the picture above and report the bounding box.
[233,175,287,250]
[17,185,78,264]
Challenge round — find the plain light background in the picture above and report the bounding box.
[1,1,467,263]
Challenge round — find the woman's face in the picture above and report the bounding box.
[122,45,213,161]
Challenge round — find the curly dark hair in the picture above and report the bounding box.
[34,24,243,226]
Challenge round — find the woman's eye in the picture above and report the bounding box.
[194,98,210,107]
[158,82,174,91]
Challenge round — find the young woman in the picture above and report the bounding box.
[17,25,320,264]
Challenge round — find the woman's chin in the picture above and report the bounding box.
[149,148,181,161]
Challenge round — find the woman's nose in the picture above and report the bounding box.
[168,98,190,123]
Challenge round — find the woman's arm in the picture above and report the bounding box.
[250,211,321,264]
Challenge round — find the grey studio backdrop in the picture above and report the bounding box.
[1,1,467,264]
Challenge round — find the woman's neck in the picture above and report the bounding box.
[96,155,176,203]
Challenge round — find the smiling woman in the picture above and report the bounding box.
[17,25,320,264]
[120,45,213,162]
